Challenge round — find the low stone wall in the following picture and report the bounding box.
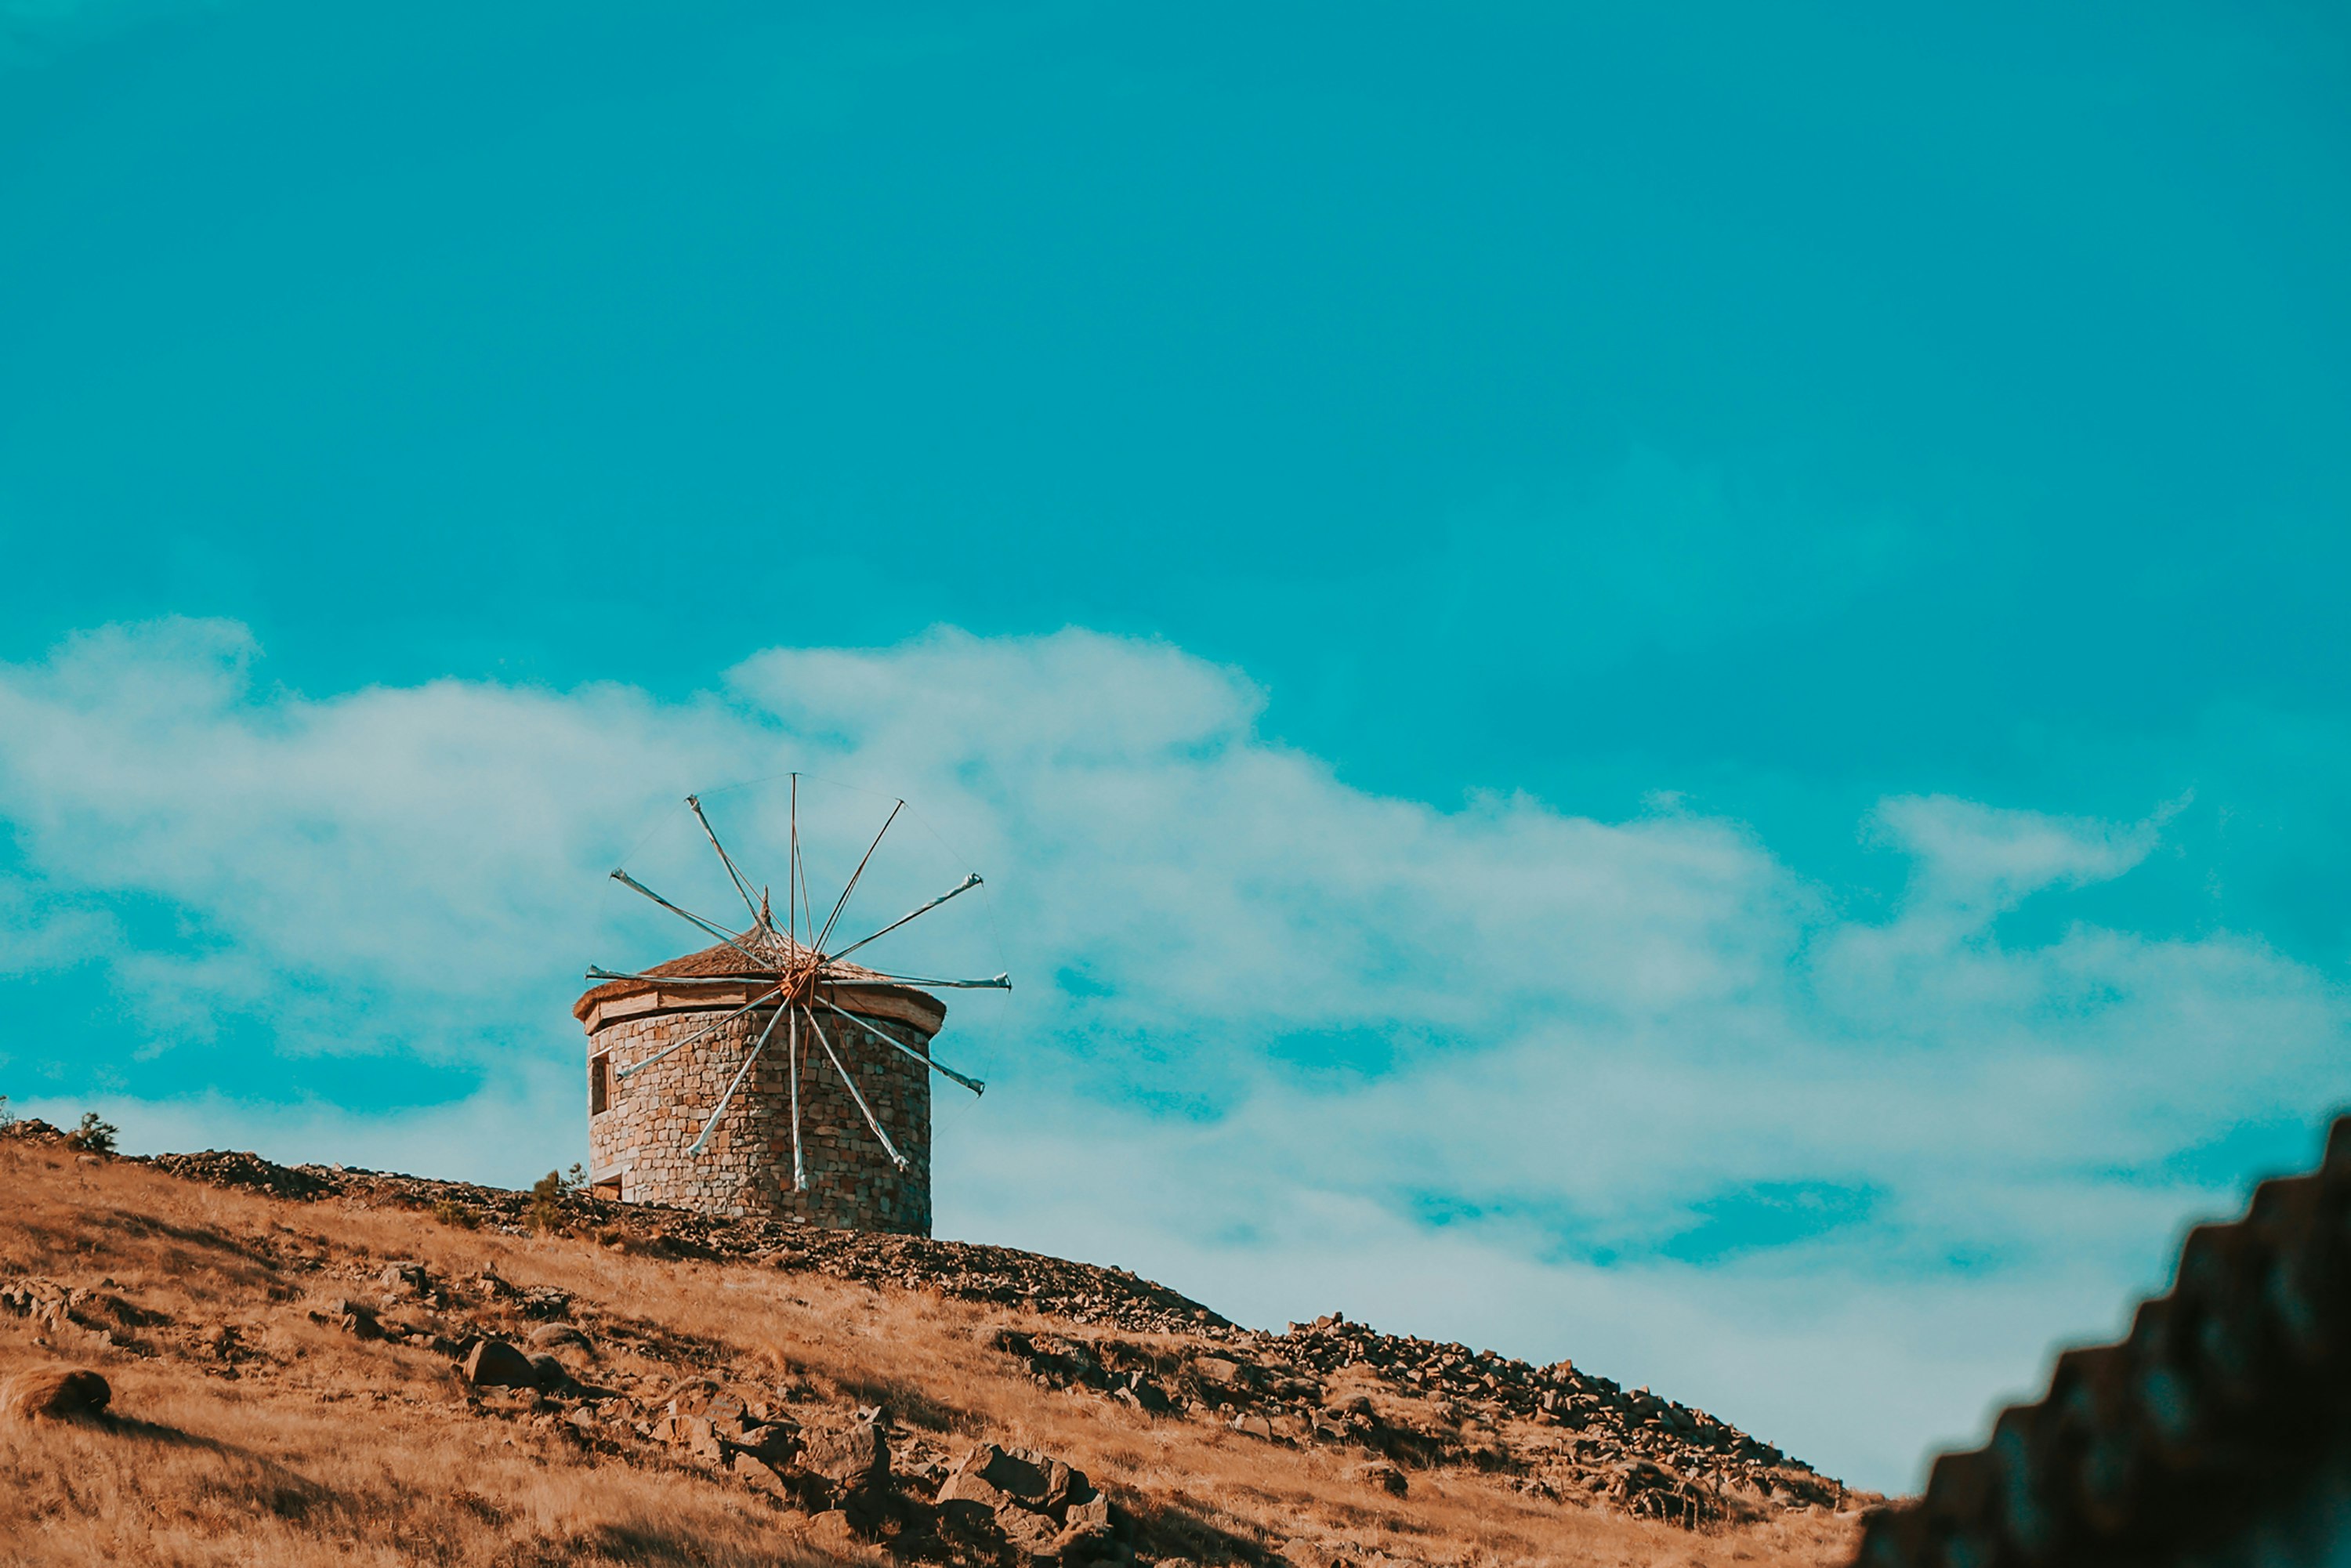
[583,990,932,1234]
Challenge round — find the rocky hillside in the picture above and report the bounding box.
[1,1120,1872,1566]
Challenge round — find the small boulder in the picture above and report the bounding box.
[528,1322,590,1353]
[941,1442,1092,1515]
[653,1413,726,1461]
[661,1381,747,1425]
[527,1353,569,1390]
[995,1505,1061,1555]
[1113,1371,1174,1414]
[462,1338,538,1389]
[1351,1460,1408,1497]
[518,1286,573,1320]
[959,1443,1051,1505]
[800,1415,889,1494]
[937,1466,1012,1515]
[738,1421,801,1468]
[1056,1493,1117,1557]
[2,1367,110,1422]
[306,1298,382,1340]
[377,1261,430,1296]
[1192,1356,1245,1387]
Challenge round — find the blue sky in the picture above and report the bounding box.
[2,1,2348,1492]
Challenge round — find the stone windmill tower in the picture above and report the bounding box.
[574,785,1003,1235]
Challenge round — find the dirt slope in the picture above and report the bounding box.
[0,1123,1871,1566]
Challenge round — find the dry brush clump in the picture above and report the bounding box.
[0,1127,1873,1567]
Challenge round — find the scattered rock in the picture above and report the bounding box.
[462,1339,538,1389]
[800,1414,889,1496]
[517,1286,573,1320]
[995,1504,1060,1555]
[947,1443,1052,1506]
[310,1298,383,1340]
[0,1276,72,1324]
[936,1465,1012,1515]
[2,1367,111,1422]
[1608,1458,1717,1529]
[127,1153,1233,1335]
[527,1322,589,1352]
[146,1149,331,1200]
[737,1421,801,1468]
[79,1133,1846,1537]
[935,1441,1107,1562]
[643,1380,799,1474]
[652,1412,726,1461]
[378,1262,430,1296]
[1056,1491,1117,1559]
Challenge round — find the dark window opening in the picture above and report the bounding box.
[591,1054,610,1115]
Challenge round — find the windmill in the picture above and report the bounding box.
[576,780,1004,1225]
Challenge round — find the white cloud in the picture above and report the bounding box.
[1,617,2346,1493]
[1868,791,2167,917]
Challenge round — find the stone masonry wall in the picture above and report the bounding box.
[584,994,932,1234]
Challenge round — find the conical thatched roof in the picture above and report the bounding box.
[573,930,944,1034]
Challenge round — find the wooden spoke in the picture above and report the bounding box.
[609,870,769,969]
[787,1005,806,1190]
[689,996,792,1157]
[687,794,766,935]
[812,800,901,957]
[788,774,803,951]
[587,965,758,986]
[832,970,1011,990]
[826,873,983,966]
[813,995,985,1097]
[614,987,781,1080]
[804,1007,908,1171]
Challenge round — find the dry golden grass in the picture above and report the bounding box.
[0,1141,1863,1567]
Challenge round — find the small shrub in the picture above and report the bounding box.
[0,1094,13,1128]
[528,1171,567,1233]
[64,1112,118,1156]
[430,1198,478,1229]
[563,1161,588,1194]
